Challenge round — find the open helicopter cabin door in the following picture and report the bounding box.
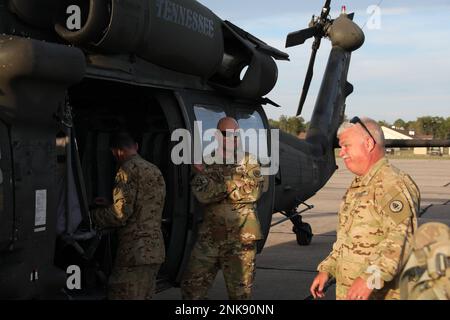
[65,81,194,289]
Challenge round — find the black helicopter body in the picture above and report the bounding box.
[0,0,391,299]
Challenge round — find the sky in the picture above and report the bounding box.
[197,0,450,123]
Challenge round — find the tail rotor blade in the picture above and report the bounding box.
[318,0,332,20]
[296,39,320,116]
[286,26,318,48]
[289,0,332,116]
[323,0,332,13]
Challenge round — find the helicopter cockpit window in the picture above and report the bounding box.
[236,109,269,164]
[193,105,226,153]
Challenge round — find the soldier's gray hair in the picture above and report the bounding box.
[337,117,385,147]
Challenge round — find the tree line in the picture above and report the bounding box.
[269,115,450,139]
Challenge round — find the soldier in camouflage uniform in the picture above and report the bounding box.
[400,222,450,300]
[181,117,264,300]
[92,132,166,300]
[310,117,420,300]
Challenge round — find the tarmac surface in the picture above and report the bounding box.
[155,159,450,300]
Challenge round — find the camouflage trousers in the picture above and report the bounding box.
[108,264,160,300]
[181,240,257,300]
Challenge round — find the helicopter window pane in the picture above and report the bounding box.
[193,105,226,130]
[193,105,226,152]
[236,110,269,163]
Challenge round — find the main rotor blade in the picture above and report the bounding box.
[286,26,318,48]
[296,39,320,116]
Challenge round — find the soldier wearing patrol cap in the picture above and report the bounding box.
[181,117,265,300]
[310,117,421,300]
[92,132,166,300]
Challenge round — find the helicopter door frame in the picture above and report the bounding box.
[0,119,14,248]
[174,90,275,253]
[150,90,195,284]
[171,89,233,283]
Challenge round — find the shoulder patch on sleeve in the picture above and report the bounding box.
[382,191,413,225]
[375,178,416,225]
[389,200,404,213]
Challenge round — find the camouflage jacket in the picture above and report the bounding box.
[318,158,420,299]
[191,152,264,244]
[92,154,166,266]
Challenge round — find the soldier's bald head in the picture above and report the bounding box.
[217,117,239,131]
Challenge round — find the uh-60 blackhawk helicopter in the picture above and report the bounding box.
[0,0,448,299]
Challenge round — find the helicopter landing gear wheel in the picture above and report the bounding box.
[271,202,314,246]
[292,223,313,246]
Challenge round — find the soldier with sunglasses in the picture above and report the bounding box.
[310,117,420,300]
[181,117,265,300]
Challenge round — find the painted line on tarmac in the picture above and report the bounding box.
[419,204,433,217]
